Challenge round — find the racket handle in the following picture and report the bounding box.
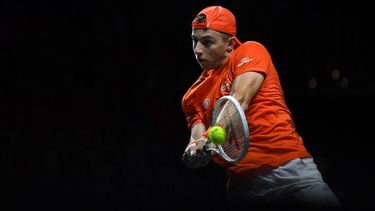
[204,141,219,154]
[203,141,210,153]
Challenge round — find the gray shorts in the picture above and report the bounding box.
[227,157,342,209]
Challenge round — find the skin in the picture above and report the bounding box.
[182,29,265,169]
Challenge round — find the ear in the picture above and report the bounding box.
[227,37,236,51]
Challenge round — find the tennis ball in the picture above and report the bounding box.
[209,126,226,145]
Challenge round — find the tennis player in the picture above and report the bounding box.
[181,5,342,209]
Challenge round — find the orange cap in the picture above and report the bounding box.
[192,6,242,48]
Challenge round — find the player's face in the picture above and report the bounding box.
[192,29,232,70]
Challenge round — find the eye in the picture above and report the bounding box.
[201,40,213,48]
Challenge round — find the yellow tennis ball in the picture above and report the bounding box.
[209,126,226,145]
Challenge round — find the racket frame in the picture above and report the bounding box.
[205,95,249,163]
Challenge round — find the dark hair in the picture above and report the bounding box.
[220,32,233,41]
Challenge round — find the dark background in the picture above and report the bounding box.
[2,0,374,210]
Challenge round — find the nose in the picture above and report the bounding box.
[193,42,203,55]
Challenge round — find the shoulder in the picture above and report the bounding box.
[236,41,268,52]
[232,41,271,60]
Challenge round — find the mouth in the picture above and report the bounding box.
[197,57,206,63]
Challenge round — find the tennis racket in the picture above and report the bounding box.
[204,95,249,163]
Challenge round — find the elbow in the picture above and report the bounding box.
[235,96,250,112]
[240,100,250,112]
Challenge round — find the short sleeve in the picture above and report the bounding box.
[233,41,271,77]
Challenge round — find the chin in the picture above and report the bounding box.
[199,63,211,70]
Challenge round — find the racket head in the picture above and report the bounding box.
[209,95,249,163]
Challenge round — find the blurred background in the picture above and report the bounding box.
[2,0,374,210]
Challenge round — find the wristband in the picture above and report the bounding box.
[188,140,197,147]
[202,127,211,137]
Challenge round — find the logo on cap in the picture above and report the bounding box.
[195,14,206,23]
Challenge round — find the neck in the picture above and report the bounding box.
[209,55,230,71]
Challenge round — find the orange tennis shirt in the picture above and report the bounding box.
[181,41,311,191]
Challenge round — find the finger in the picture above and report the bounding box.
[183,148,202,169]
[209,142,217,148]
[182,153,196,169]
[196,139,206,150]
[186,147,212,169]
[189,146,197,157]
[182,152,189,161]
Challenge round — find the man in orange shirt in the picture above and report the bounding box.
[181,5,342,209]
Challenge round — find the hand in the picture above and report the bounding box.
[182,137,211,169]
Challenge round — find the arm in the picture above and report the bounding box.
[182,72,264,168]
[182,123,211,169]
[215,71,264,126]
[190,123,206,141]
[231,71,265,111]
[185,122,207,158]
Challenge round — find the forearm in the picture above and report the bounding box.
[231,71,264,111]
[182,122,211,169]
[190,123,206,141]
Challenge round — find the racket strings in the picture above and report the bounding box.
[217,101,246,160]
[223,120,245,159]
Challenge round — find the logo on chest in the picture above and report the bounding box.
[202,82,231,110]
[203,99,210,110]
[221,81,231,93]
